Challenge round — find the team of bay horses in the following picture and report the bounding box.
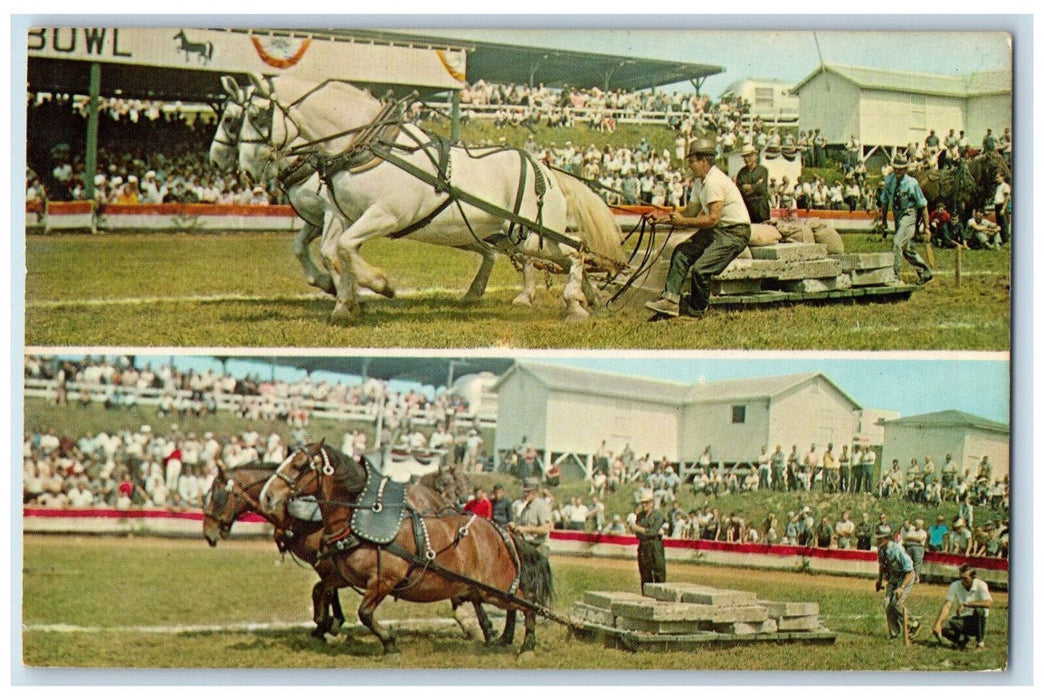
[202,442,555,656]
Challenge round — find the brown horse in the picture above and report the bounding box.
[258,441,554,656]
[915,151,1011,221]
[202,458,455,639]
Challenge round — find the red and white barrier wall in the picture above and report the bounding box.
[23,508,1007,589]
[550,530,1008,590]
[29,202,886,234]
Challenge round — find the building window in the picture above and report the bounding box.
[732,405,746,424]
[755,87,774,109]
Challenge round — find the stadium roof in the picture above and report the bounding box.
[343,30,725,92]
[26,28,724,101]
[253,356,516,389]
[792,63,1012,99]
[882,410,1009,434]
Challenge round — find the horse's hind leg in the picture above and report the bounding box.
[512,259,538,307]
[519,610,538,654]
[497,609,517,645]
[472,602,495,644]
[562,255,590,322]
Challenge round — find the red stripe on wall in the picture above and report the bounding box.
[549,529,1008,571]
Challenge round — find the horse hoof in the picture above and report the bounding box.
[512,293,533,307]
[310,627,326,640]
[329,620,344,637]
[460,293,482,304]
[378,286,395,299]
[565,310,590,323]
[329,305,359,326]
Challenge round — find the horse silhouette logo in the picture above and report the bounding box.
[173,30,214,64]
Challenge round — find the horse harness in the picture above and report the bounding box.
[307,446,529,606]
[261,85,605,263]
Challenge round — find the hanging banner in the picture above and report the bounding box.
[26,27,467,90]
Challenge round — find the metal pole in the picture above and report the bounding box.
[955,244,962,288]
[450,91,461,143]
[84,62,101,201]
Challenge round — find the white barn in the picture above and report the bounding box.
[881,410,1010,482]
[720,78,799,121]
[791,63,1011,149]
[493,363,862,479]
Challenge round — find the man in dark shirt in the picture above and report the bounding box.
[489,483,513,526]
[629,488,667,586]
[735,145,771,223]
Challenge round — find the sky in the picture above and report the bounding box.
[396,27,1012,97]
[56,353,1010,426]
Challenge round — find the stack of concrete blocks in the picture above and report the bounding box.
[712,244,898,296]
[570,583,828,640]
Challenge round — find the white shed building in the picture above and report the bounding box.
[493,363,862,479]
[791,63,1011,149]
[881,410,1010,482]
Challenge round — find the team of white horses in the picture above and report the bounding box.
[208,74,626,324]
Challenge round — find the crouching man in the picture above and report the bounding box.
[931,564,992,650]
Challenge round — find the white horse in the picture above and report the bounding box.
[237,74,624,325]
[209,78,392,298]
[214,76,533,305]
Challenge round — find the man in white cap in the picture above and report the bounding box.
[628,488,667,587]
[878,153,933,284]
[875,524,921,645]
[646,136,751,319]
[509,478,553,556]
[734,144,771,223]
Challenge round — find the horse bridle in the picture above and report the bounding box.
[204,470,273,533]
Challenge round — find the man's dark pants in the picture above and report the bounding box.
[637,538,666,585]
[664,224,751,314]
[941,610,987,647]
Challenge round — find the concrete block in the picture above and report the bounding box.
[829,252,895,271]
[850,267,898,286]
[750,243,827,262]
[779,275,851,293]
[713,619,779,635]
[677,587,759,607]
[776,615,821,631]
[776,259,843,280]
[712,278,764,295]
[614,616,707,634]
[715,259,787,280]
[758,601,820,618]
[571,602,617,626]
[610,600,712,621]
[583,590,647,610]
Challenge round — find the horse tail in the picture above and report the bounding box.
[511,533,554,608]
[550,170,626,266]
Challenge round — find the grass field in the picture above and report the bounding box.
[21,535,1007,671]
[24,231,1010,349]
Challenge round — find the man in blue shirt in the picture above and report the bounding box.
[879,154,934,284]
[875,524,921,645]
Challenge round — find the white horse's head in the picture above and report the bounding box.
[235,73,296,183]
[209,76,252,173]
